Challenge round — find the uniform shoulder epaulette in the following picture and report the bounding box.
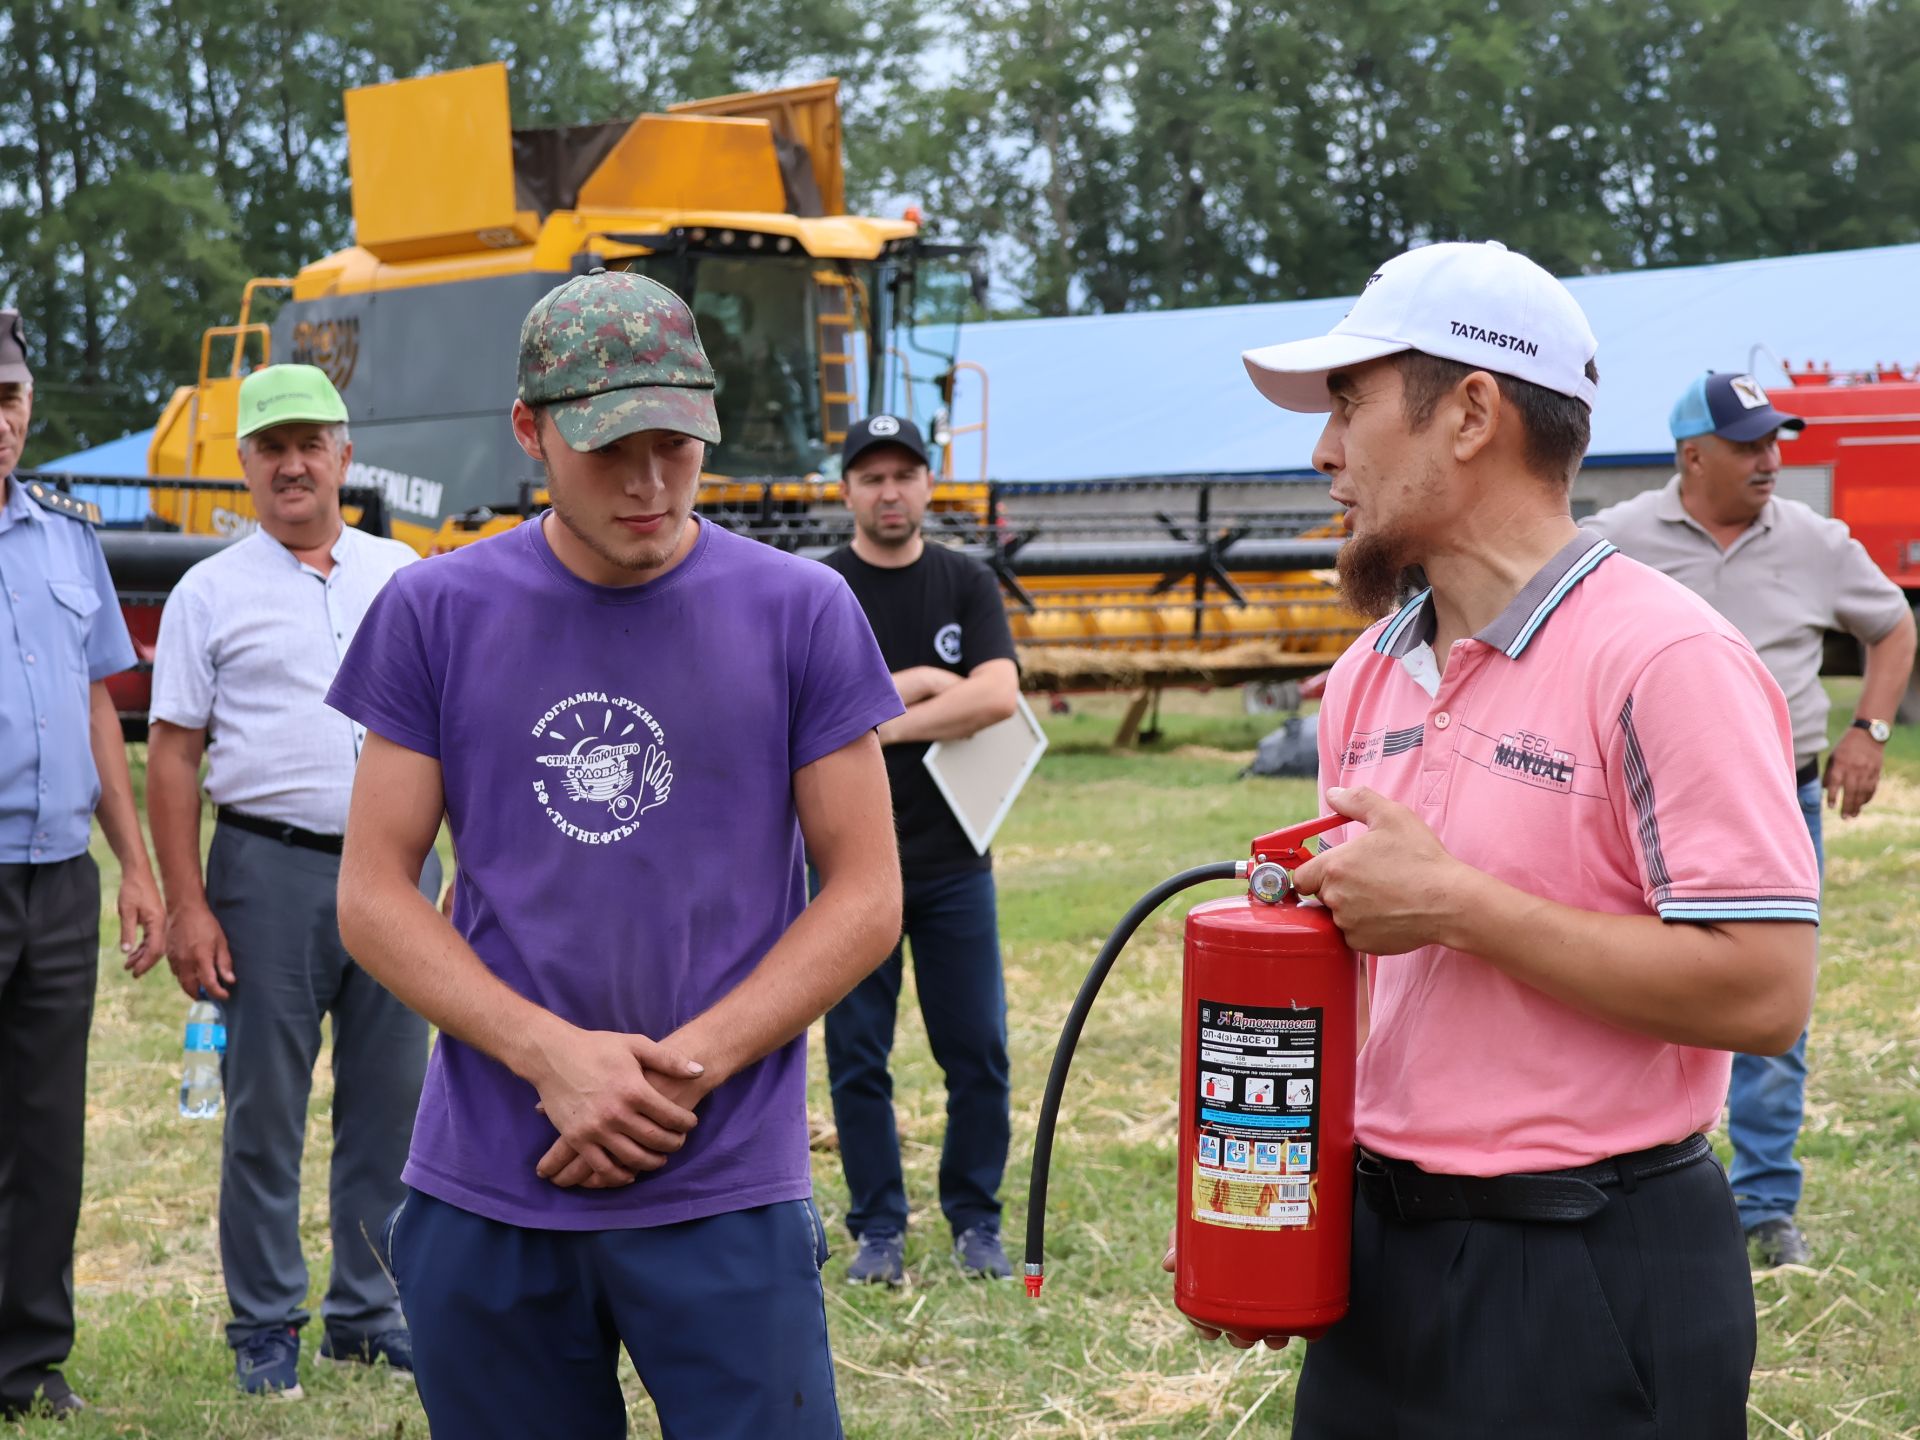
[23,480,103,526]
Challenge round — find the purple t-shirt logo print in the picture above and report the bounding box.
[532,692,674,839]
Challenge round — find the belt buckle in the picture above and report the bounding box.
[1355,1150,1402,1220]
[277,824,301,847]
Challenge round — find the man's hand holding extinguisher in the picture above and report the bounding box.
[1285,786,1465,955]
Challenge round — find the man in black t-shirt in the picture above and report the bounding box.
[820,415,1021,1285]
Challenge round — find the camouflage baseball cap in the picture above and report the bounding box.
[517,269,721,451]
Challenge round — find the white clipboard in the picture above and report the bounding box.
[921,694,1050,854]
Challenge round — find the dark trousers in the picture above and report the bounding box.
[823,866,1010,1239]
[389,1189,842,1439]
[0,855,99,1414]
[208,823,436,1346]
[1293,1149,1756,1438]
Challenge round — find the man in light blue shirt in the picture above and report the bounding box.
[0,308,166,1420]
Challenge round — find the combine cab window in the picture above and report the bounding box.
[690,256,828,479]
[874,249,982,450]
[892,255,970,421]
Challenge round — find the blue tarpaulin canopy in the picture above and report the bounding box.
[44,428,154,477]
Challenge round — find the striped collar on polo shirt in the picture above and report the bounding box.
[1373,528,1617,661]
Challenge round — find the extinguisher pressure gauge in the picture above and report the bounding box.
[1248,861,1292,904]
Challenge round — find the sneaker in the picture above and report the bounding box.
[320,1326,415,1378]
[44,1389,86,1420]
[1748,1217,1813,1268]
[845,1230,906,1286]
[953,1224,1013,1280]
[234,1325,303,1399]
[0,1384,85,1421]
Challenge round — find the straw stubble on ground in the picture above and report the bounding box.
[13,683,1918,1437]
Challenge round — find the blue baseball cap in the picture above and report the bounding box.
[1669,372,1805,444]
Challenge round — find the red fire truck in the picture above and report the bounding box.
[1772,365,1920,718]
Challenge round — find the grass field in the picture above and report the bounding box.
[11,681,1918,1438]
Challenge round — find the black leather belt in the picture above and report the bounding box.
[1796,758,1819,787]
[218,807,344,856]
[1356,1133,1713,1224]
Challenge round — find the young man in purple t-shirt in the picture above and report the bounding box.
[326,269,904,1438]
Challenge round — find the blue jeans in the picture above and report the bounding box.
[823,867,1011,1239]
[387,1190,841,1439]
[1726,775,1823,1231]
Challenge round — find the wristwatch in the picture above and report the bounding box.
[1851,717,1892,743]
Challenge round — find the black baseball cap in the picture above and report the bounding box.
[1669,372,1805,444]
[841,414,930,471]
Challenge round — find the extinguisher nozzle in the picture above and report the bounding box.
[1024,1264,1045,1299]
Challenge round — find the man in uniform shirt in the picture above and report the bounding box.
[0,309,166,1419]
[1588,373,1916,1267]
[821,416,1021,1286]
[146,364,437,1398]
[1166,242,1820,1437]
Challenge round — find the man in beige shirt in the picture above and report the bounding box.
[1588,370,1916,1268]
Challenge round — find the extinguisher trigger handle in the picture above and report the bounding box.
[1249,813,1345,868]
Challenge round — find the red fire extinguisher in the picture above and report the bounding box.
[1024,815,1356,1346]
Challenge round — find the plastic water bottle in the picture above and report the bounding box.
[179,998,226,1119]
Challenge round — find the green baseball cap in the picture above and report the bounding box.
[516,269,721,451]
[236,364,349,438]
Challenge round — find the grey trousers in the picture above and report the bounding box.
[207,823,438,1347]
[0,856,98,1413]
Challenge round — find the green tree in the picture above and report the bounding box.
[0,0,240,457]
[898,0,1914,315]
[0,0,635,461]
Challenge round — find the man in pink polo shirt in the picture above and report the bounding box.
[1205,242,1820,1437]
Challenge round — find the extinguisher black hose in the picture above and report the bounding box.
[1023,860,1244,1295]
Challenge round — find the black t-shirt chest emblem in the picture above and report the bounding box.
[934,622,963,664]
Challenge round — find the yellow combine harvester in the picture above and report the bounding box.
[134,62,1362,697]
[144,61,986,550]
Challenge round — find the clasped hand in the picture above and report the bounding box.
[531,1028,713,1190]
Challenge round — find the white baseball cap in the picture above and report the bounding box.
[1242,241,1599,414]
